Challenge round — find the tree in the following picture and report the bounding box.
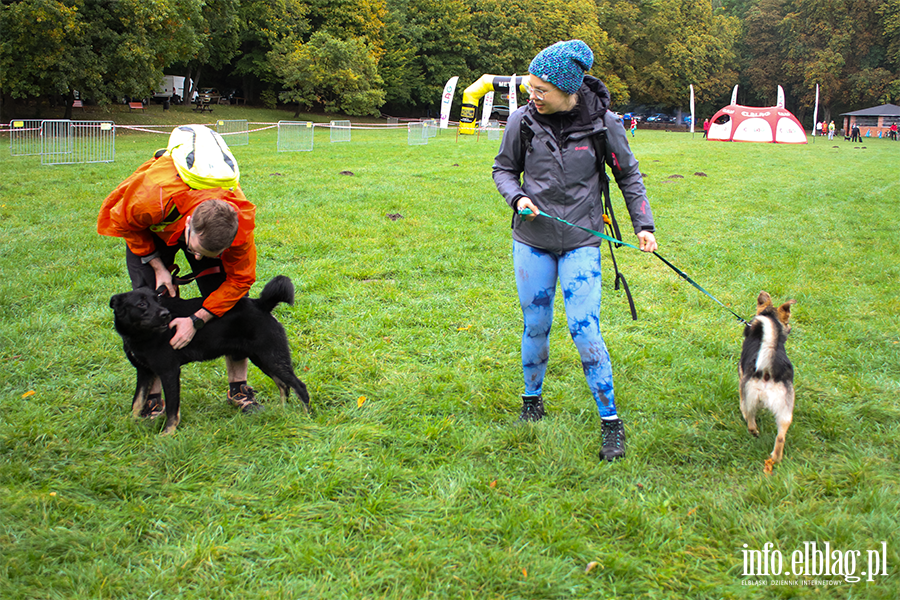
[380,0,477,113]
[178,0,242,105]
[304,0,387,57]
[273,31,386,116]
[742,0,899,120]
[0,0,200,119]
[232,0,309,103]
[601,0,740,113]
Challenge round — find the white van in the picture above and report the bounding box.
[153,76,197,102]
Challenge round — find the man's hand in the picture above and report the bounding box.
[149,257,176,297]
[168,317,197,350]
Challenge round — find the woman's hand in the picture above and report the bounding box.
[637,231,658,253]
[516,197,540,221]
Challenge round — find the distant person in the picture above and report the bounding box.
[816,121,823,136]
[492,40,657,462]
[703,118,710,138]
[850,123,861,143]
[890,123,898,141]
[630,118,637,137]
[828,120,835,140]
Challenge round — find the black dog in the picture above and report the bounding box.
[110,275,310,434]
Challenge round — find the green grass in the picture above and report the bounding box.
[1,118,898,599]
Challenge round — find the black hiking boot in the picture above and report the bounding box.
[600,418,626,462]
[518,395,545,422]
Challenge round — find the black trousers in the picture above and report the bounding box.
[125,231,225,297]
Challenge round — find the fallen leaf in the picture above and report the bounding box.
[687,507,697,517]
[357,396,367,408]
[457,326,470,332]
[49,492,57,497]
[763,458,775,475]
[21,390,36,399]
[489,480,497,488]
[585,561,600,574]
[522,568,528,578]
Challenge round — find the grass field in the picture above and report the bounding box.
[1,112,898,599]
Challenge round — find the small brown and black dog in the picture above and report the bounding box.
[739,291,797,466]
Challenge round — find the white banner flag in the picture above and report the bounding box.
[481,91,494,128]
[776,85,785,108]
[690,84,695,134]
[731,84,739,105]
[812,84,819,136]
[508,74,518,114]
[439,76,459,129]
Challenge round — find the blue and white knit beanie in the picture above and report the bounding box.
[528,40,594,95]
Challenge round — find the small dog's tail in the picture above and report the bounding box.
[257,275,295,313]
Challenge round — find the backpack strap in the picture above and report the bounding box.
[591,130,638,320]
[519,115,535,159]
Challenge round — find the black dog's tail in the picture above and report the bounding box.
[256,275,295,313]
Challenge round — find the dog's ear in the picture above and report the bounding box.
[777,299,797,327]
[756,291,773,314]
[110,294,123,310]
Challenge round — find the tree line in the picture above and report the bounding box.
[2,0,898,123]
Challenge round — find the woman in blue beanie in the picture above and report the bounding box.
[492,40,657,462]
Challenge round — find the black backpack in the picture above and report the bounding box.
[519,123,638,320]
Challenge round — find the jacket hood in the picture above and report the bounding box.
[580,75,611,122]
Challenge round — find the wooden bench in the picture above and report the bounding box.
[193,98,213,113]
[128,101,144,111]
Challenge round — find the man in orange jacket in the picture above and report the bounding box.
[99,151,261,415]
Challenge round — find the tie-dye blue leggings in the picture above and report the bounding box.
[513,240,617,417]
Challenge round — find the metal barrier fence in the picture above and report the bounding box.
[330,120,351,142]
[408,122,428,146]
[386,117,399,127]
[423,118,438,138]
[9,119,42,156]
[41,120,115,165]
[486,120,502,141]
[216,119,249,146]
[277,121,314,152]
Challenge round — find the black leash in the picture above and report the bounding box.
[519,209,749,326]
[155,264,222,298]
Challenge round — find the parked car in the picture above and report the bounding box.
[199,88,221,104]
[490,105,510,119]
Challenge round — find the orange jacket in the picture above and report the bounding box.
[98,155,257,317]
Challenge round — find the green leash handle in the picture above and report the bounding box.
[517,208,748,325]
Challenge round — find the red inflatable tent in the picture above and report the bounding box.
[707,86,807,144]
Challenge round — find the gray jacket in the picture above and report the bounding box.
[492,75,654,254]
